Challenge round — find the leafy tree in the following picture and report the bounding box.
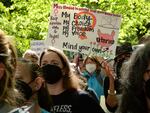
[0,0,51,56]
[0,0,149,56]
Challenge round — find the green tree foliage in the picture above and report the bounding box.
[0,0,51,56]
[0,0,150,56]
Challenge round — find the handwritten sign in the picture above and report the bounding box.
[30,40,46,56]
[46,3,122,59]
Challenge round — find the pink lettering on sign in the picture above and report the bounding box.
[96,29,115,47]
[74,11,96,40]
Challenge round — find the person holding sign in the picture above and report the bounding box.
[103,43,133,113]
[72,53,85,75]
[39,46,105,113]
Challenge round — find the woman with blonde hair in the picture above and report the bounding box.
[0,30,19,112]
[82,55,105,102]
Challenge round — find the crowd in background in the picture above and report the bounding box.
[1,29,150,113]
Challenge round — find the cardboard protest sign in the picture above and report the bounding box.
[46,3,122,59]
[30,40,46,56]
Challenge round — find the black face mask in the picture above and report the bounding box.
[16,80,33,100]
[42,64,63,84]
[145,79,150,99]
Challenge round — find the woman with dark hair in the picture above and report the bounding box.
[39,46,105,113]
[117,41,150,113]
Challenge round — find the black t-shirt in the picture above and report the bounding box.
[50,88,105,113]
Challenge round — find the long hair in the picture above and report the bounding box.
[0,30,18,106]
[118,41,150,113]
[38,47,80,111]
[39,47,80,90]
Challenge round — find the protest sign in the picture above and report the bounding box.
[30,40,46,56]
[46,3,122,59]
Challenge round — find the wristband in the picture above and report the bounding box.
[108,90,116,95]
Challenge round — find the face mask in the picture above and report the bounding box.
[42,64,63,84]
[145,79,150,99]
[85,64,96,74]
[16,80,33,100]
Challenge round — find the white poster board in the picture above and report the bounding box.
[46,3,122,59]
[30,40,46,56]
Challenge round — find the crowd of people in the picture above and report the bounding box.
[0,29,150,113]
